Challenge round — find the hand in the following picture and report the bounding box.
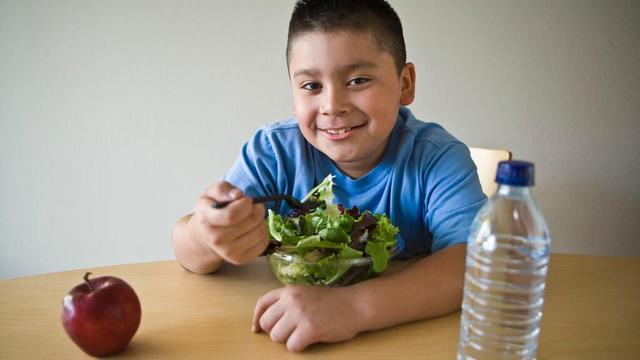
[189,181,268,265]
[252,285,365,352]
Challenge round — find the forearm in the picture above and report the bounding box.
[351,243,466,332]
[171,213,225,274]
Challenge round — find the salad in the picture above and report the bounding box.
[265,174,400,286]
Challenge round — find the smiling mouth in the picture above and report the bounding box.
[326,127,352,135]
[320,123,365,135]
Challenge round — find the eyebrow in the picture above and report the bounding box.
[292,60,378,78]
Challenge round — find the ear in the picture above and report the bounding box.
[399,62,416,106]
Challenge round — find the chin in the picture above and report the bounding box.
[326,151,361,165]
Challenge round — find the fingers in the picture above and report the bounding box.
[241,222,269,258]
[203,181,243,203]
[213,216,268,265]
[201,202,265,244]
[253,290,301,346]
[252,289,282,333]
[198,181,252,225]
[190,181,269,265]
[286,328,314,352]
[269,315,297,344]
[251,287,325,352]
[196,194,255,227]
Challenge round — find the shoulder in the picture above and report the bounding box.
[255,119,301,140]
[400,108,462,149]
[224,118,310,198]
[397,107,470,165]
[243,118,306,154]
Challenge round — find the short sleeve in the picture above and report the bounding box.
[424,143,487,252]
[223,128,278,198]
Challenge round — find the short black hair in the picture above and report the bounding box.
[286,0,406,73]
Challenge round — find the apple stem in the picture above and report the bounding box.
[83,272,95,292]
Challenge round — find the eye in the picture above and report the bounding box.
[347,77,369,86]
[301,82,321,91]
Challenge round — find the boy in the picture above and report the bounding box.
[172,0,486,352]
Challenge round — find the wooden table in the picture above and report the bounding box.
[1,254,639,359]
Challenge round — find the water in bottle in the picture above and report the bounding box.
[457,160,550,360]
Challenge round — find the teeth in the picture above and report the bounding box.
[326,127,351,135]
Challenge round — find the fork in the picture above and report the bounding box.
[212,194,323,212]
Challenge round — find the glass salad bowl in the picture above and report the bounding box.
[267,243,402,287]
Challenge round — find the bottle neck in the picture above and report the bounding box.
[496,184,532,197]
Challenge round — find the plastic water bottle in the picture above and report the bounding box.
[457,160,550,360]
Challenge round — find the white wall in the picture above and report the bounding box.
[1,0,638,280]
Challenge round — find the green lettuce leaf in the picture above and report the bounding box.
[302,174,340,219]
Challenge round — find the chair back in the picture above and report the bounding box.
[469,146,512,196]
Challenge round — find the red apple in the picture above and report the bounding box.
[61,272,142,357]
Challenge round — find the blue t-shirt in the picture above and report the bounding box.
[223,107,486,257]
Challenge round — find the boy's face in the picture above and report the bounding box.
[288,30,415,178]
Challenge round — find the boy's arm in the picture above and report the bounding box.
[352,243,466,330]
[252,243,466,352]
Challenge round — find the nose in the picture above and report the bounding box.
[320,85,350,116]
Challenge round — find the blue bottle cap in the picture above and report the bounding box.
[495,160,535,186]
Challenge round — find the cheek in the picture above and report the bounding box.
[291,95,308,116]
[371,84,401,109]
[357,86,393,109]
[292,97,317,127]
[297,121,318,146]
[292,105,314,132]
